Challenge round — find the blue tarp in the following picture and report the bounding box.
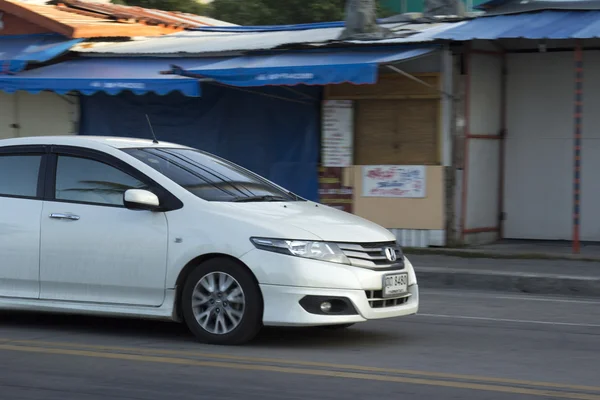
[0,57,231,96]
[434,10,600,40]
[171,47,436,87]
[79,84,321,201]
[0,34,82,74]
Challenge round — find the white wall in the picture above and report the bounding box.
[464,53,503,242]
[0,92,17,139]
[579,51,600,241]
[504,52,574,240]
[0,91,78,139]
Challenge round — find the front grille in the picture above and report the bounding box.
[365,290,411,308]
[338,241,404,270]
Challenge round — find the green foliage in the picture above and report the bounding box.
[210,0,398,25]
[208,0,346,25]
[110,0,397,24]
[111,0,209,15]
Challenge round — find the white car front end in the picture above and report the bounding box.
[221,201,419,327]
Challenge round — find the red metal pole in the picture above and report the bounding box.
[573,42,583,254]
[460,45,471,243]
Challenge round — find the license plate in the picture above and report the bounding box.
[382,273,408,298]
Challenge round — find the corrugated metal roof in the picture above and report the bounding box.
[475,0,600,15]
[74,21,461,55]
[434,10,600,40]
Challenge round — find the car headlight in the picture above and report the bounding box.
[250,238,350,265]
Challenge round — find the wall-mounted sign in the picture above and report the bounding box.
[322,100,353,167]
[362,165,426,198]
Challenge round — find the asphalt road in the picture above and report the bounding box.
[1,289,599,400]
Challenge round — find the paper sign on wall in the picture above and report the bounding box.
[321,100,353,167]
[362,165,426,198]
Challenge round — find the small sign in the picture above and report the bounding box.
[362,165,426,198]
[322,100,353,167]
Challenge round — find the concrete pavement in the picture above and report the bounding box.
[0,289,599,399]
[409,254,600,297]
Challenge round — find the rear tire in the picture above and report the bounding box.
[181,258,262,345]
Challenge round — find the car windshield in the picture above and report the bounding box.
[123,147,302,203]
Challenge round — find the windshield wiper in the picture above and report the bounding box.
[232,195,289,203]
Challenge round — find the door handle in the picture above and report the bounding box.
[49,213,80,221]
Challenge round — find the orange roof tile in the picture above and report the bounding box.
[0,0,229,38]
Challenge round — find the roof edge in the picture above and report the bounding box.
[0,0,75,37]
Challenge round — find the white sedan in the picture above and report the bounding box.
[0,136,419,345]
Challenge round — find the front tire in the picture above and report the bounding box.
[181,258,262,345]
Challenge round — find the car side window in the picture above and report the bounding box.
[0,154,42,198]
[55,155,148,206]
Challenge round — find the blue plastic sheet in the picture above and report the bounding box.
[0,34,82,74]
[0,57,228,96]
[172,47,436,87]
[79,84,321,201]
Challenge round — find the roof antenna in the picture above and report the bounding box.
[145,114,159,144]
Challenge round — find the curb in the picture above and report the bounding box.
[404,247,600,263]
[416,267,600,298]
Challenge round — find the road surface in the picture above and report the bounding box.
[1,289,599,400]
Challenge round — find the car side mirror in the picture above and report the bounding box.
[124,189,160,211]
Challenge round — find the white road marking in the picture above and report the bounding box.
[417,313,600,328]
[421,289,600,304]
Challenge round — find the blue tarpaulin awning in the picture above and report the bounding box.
[0,57,230,97]
[0,34,83,74]
[170,47,437,87]
[433,10,600,40]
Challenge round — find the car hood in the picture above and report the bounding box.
[221,201,396,243]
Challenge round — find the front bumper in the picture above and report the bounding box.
[260,283,419,326]
[240,248,419,326]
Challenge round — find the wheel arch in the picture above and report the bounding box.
[173,253,263,322]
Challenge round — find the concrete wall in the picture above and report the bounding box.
[0,91,78,139]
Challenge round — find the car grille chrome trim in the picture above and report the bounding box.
[365,290,411,308]
[337,241,405,270]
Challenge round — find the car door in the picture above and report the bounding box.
[0,145,47,299]
[39,146,169,306]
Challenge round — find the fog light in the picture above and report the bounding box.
[320,301,332,313]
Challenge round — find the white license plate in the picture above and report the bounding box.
[382,273,408,298]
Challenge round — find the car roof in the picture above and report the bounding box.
[0,135,191,150]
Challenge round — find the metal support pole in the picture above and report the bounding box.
[573,42,583,254]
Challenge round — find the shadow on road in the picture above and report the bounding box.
[0,311,405,349]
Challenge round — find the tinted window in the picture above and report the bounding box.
[124,148,300,202]
[0,155,41,198]
[55,156,147,206]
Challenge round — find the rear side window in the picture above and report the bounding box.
[0,155,41,198]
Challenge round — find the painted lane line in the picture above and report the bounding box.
[417,313,600,328]
[0,338,599,394]
[421,290,600,304]
[0,344,599,400]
